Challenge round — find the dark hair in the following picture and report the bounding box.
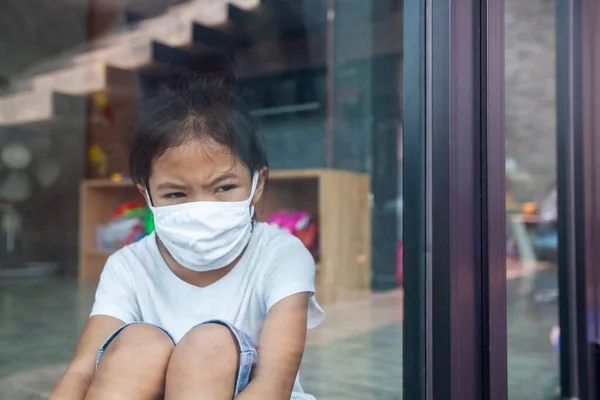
[129,64,268,189]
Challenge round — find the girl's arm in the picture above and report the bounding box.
[50,315,124,400]
[237,292,310,400]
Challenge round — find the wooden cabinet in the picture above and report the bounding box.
[79,169,370,304]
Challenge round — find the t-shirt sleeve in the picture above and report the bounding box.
[263,235,325,329]
[90,252,140,323]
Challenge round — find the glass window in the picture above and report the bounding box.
[505,0,560,398]
[0,1,405,399]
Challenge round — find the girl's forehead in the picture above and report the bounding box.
[153,139,246,181]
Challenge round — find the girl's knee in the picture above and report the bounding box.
[87,325,173,398]
[165,324,240,395]
[173,323,239,365]
[103,324,174,363]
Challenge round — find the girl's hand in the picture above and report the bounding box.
[50,316,124,400]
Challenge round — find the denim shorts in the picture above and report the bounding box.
[96,320,258,397]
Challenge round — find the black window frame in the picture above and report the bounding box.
[403,1,507,399]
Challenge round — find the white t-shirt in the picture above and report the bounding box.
[91,222,325,399]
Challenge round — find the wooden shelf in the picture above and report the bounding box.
[270,168,328,180]
[79,169,370,303]
[85,248,115,257]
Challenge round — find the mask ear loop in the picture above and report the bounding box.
[249,172,259,219]
[145,179,155,207]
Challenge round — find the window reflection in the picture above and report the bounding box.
[505,0,560,398]
[0,1,404,399]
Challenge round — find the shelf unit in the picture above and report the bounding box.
[79,169,370,304]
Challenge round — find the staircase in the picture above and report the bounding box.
[0,0,405,177]
[0,0,262,124]
[0,0,331,177]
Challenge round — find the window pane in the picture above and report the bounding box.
[505,0,559,398]
[0,1,405,399]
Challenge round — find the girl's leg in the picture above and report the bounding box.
[165,324,240,400]
[85,324,174,400]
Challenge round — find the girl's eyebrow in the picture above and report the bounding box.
[205,172,239,187]
[156,182,188,191]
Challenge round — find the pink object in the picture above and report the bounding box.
[397,241,403,284]
[267,210,311,235]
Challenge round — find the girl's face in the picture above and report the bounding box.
[138,138,267,208]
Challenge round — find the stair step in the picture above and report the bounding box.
[0,93,88,132]
[146,41,199,70]
[228,3,263,31]
[192,23,250,51]
[15,0,258,83]
[0,0,259,124]
[0,64,106,123]
[138,51,236,100]
[66,0,258,67]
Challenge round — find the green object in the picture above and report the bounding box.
[119,206,154,235]
[122,208,147,219]
[143,209,155,234]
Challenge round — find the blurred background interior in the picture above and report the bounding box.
[0,0,560,399]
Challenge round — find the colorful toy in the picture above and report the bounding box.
[267,210,318,260]
[110,200,154,234]
[295,221,319,260]
[97,200,154,250]
[91,90,112,126]
[88,145,108,178]
[111,200,146,218]
[97,218,145,249]
[267,210,310,235]
[110,173,132,182]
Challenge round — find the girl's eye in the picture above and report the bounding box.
[163,192,186,200]
[216,185,237,193]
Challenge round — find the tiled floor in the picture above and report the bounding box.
[0,265,558,400]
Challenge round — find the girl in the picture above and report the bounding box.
[51,71,324,400]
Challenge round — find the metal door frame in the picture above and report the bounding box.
[403,1,507,399]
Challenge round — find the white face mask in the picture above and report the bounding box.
[148,172,259,272]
